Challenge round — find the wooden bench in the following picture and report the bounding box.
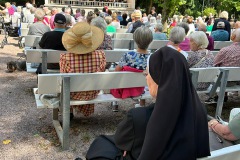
[214,41,233,50]
[198,144,240,160]
[25,49,129,73]
[35,72,150,149]
[191,67,240,117]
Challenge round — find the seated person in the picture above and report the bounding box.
[86,45,210,160]
[38,13,66,71]
[177,22,191,51]
[60,22,106,119]
[111,26,153,107]
[211,22,229,41]
[208,108,240,151]
[152,24,167,40]
[105,16,116,33]
[187,31,214,90]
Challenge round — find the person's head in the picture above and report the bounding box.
[217,21,225,29]
[219,11,228,20]
[198,23,207,32]
[51,7,58,15]
[122,13,127,20]
[187,17,193,24]
[65,14,72,27]
[5,2,11,8]
[80,9,85,16]
[64,7,71,15]
[133,26,153,50]
[54,13,66,28]
[131,12,136,21]
[76,8,80,13]
[12,2,16,5]
[102,7,106,13]
[107,9,112,16]
[26,3,33,9]
[235,21,240,29]
[134,12,141,21]
[62,22,104,54]
[61,7,65,12]
[94,8,99,16]
[177,22,189,35]
[111,12,117,21]
[105,16,112,25]
[34,8,45,21]
[154,24,163,32]
[231,28,240,42]
[189,31,209,51]
[150,17,156,24]
[91,17,107,33]
[30,7,36,14]
[86,11,96,24]
[169,26,185,45]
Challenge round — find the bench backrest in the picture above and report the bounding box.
[114,33,133,39]
[112,39,132,49]
[20,28,29,37]
[214,41,232,50]
[134,40,169,50]
[25,35,42,48]
[116,28,128,33]
[38,72,147,94]
[26,49,128,63]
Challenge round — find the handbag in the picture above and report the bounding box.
[86,135,125,160]
[209,128,235,151]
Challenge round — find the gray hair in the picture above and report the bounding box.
[189,31,209,49]
[30,7,36,14]
[65,14,72,26]
[105,16,112,25]
[34,8,45,21]
[198,23,207,32]
[155,24,163,32]
[91,17,107,33]
[177,22,189,35]
[169,26,185,44]
[133,26,153,50]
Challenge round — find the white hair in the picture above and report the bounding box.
[189,31,209,49]
[233,28,240,41]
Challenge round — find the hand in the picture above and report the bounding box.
[208,119,218,127]
[123,151,127,157]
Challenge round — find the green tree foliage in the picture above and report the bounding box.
[203,7,217,17]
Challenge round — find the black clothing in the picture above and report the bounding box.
[39,31,66,50]
[120,19,128,26]
[130,20,144,33]
[212,18,231,41]
[86,104,154,160]
[114,104,154,159]
[138,46,210,160]
[38,30,66,70]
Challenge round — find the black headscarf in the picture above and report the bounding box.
[138,46,210,160]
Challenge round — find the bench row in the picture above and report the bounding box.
[34,67,240,150]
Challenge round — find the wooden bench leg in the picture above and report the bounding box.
[215,69,229,117]
[62,76,70,150]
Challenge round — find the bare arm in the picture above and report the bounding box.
[208,119,237,141]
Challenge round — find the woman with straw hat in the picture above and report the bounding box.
[61,22,106,119]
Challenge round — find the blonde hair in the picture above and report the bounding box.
[5,2,11,8]
[219,11,228,19]
[112,12,117,20]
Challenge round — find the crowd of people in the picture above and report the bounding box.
[1,1,240,159]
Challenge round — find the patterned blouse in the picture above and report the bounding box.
[118,51,150,70]
[60,50,106,116]
[98,34,113,50]
[187,49,214,90]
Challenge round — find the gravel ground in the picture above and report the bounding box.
[0,36,239,160]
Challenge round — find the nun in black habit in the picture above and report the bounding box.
[138,46,210,160]
[85,46,210,160]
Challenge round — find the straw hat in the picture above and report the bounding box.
[62,22,104,54]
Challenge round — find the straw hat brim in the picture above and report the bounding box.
[62,25,104,54]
